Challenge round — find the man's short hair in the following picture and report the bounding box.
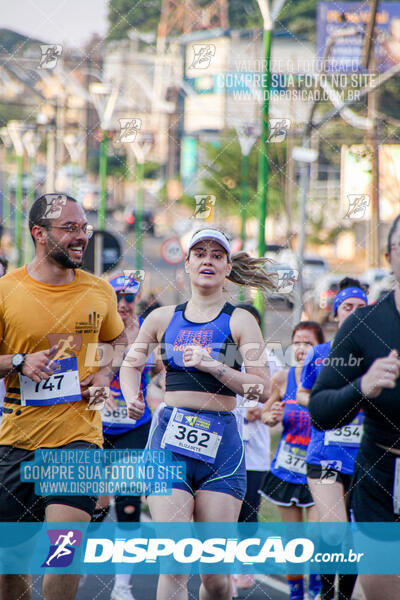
[29,194,77,243]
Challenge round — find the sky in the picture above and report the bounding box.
[0,0,109,48]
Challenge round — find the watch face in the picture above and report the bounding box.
[13,354,24,367]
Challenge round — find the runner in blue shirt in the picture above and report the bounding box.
[261,321,324,600]
[94,273,155,600]
[297,278,368,600]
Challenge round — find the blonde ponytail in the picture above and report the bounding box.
[228,251,279,293]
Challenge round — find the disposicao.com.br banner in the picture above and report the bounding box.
[1,522,400,575]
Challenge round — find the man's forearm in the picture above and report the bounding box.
[0,355,15,378]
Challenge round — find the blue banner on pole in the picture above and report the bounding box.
[317,2,400,72]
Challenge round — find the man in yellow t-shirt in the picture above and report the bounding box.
[0,194,126,600]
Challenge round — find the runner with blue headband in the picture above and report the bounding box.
[93,273,157,600]
[297,277,368,600]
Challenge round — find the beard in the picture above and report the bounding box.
[46,234,85,269]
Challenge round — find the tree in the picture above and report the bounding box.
[196,132,288,223]
[107,0,161,41]
[107,0,314,41]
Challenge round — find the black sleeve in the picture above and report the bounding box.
[309,312,366,431]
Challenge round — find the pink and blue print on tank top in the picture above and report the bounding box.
[270,368,311,485]
[301,341,363,475]
[161,303,241,396]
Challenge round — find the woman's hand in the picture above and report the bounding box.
[262,401,284,426]
[127,389,145,420]
[183,344,213,371]
[246,407,262,422]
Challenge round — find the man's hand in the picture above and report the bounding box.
[105,389,119,411]
[81,369,113,400]
[127,389,145,420]
[21,346,58,383]
[361,349,400,398]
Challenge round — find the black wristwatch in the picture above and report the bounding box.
[12,353,26,373]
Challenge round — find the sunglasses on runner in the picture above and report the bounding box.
[116,293,136,303]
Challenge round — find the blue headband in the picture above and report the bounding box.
[333,286,368,315]
[109,274,140,294]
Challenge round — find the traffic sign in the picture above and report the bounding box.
[160,237,185,265]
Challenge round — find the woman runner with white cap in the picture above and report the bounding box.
[120,228,277,600]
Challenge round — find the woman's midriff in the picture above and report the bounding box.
[164,390,236,412]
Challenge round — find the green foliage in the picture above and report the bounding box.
[107,0,313,40]
[107,0,161,41]
[87,153,128,177]
[0,103,31,128]
[228,0,262,29]
[196,132,287,220]
[276,0,318,40]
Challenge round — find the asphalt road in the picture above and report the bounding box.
[31,572,289,600]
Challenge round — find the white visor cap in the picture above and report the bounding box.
[187,229,231,261]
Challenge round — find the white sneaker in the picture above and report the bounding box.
[111,583,136,600]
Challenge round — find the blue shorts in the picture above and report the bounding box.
[148,405,246,500]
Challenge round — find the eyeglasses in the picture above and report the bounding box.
[116,293,136,304]
[48,223,94,238]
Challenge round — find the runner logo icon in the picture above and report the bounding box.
[42,529,82,567]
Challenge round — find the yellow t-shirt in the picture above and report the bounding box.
[0,267,124,450]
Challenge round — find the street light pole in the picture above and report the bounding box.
[135,159,145,271]
[235,124,258,301]
[127,133,154,272]
[99,132,108,231]
[89,82,119,232]
[254,0,279,324]
[7,121,31,267]
[22,129,42,263]
[64,133,85,198]
[0,128,12,234]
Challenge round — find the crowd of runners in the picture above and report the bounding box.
[0,194,399,600]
